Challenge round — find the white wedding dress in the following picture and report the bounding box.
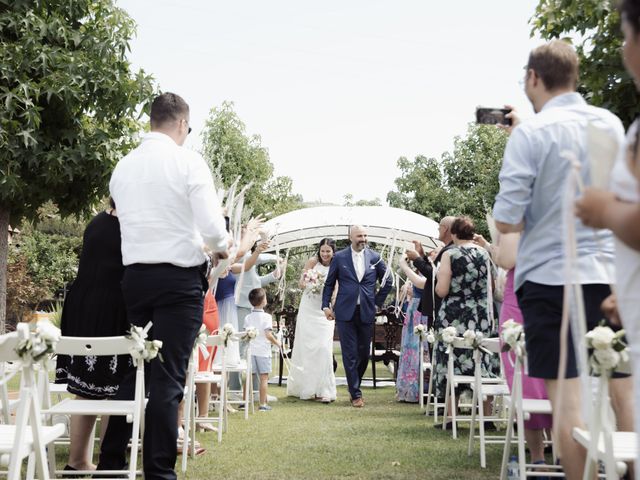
[286,263,337,400]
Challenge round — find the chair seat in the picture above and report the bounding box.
[573,428,638,462]
[0,423,65,461]
[194,372,222,383]
[48,383,68,394]
[472,383,510,396]
[504,397,552,415]
[44,398,140,417]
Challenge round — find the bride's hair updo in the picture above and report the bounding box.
[451,216,475,240]
[317,238,336,265]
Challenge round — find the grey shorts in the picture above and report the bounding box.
[251,355,272,375]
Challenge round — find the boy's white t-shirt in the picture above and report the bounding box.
[244,309,273,358]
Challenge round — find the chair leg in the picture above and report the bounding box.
[500,399,516,480]
[468,384,477,458]
[278,350,284,387]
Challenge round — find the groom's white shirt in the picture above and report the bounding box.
[351,246,365,304]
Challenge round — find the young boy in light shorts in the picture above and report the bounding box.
[244,288,280,411]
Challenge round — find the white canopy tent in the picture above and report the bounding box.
[262,206,442,252]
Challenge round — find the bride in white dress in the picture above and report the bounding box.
[287,238,337,402]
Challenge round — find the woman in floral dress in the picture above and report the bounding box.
[396,262,430,402]
[433,216,500,404]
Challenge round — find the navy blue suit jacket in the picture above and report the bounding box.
[321,247,393,324]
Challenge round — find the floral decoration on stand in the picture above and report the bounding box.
[242,326,258,341]
[126,322,163,364]
[585,324,628,376]
[221,323,235,347]
[500,319,526,359]
[414,324,428,341]
[15,319,61,367]
[303,269,326,295]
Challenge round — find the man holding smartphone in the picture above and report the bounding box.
[492,41,632,479]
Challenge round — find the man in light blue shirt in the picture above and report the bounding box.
[493,40,631,479]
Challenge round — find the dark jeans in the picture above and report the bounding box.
[97,263,205,480]
[336,306,374,400]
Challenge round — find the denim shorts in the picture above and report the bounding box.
[251,355,272,375]
[516,282,627,379]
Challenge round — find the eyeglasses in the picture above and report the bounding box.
[183,119,192,135]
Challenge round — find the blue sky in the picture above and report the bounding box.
[117,0,542,205]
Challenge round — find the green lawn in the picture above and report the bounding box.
[48,353,506,479]
[178,376,504,479]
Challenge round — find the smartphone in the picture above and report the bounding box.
[476,107,512,126]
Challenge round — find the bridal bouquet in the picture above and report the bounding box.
[303,269,326,295]
[585,324,628,376]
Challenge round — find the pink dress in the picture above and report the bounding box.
[500,269,552,430]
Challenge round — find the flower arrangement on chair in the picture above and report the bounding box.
[221,323,235,347]
[500,319,526,358]
[585,324,628,376]
[423,326,457,345]
[15,319,61,366]
[242,326,258,341]
[126,322,163,364]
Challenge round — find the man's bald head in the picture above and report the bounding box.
[349,225,368,252]
[438,216,456,243]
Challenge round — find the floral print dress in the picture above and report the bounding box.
[433,245,500,399]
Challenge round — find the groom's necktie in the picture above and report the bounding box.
[354,251,364,282]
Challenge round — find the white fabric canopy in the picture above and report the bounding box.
[263,206,442,251]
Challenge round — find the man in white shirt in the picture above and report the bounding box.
[98,92,229,480]
[493,41,631,479]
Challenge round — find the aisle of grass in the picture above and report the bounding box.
[180,382,503,479]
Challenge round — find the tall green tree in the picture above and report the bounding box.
[0,0,155,331]
[201,101,303,217]
[532,0,640,127]
[387,124,507,236]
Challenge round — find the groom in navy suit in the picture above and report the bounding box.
[322,225,392,407]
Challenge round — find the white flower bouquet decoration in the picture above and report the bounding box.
[303,269,326,295]
[413,324,427,340]
[221,323,235,347]
[423,326,457,345]
[15,319,61,366]
[500,319,526,358]
[242,326,258,341]
[126,322,163,364]
[462,329,487,350]
[195,324,210,359]
[585,325,628,376]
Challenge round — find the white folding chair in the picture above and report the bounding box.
[222,332,254,416]
[0,361,20,424]
[467,338,510,468]
[0,324,65,480]
[424,339,444,423]
[418,337,433,410]
[43,335,147,480]
[500,352,561,479]
[572,371,638,480]
[181,334,224,473]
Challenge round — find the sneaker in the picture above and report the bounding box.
[259,404,272,412]
[238,404,245,410]
[254,393,278,402]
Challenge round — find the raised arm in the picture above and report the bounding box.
[398,257,427,289]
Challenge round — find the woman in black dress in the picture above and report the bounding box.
[55,200,132,472]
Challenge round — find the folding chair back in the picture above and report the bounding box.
[44,335,146,480]
[0,324,65,480]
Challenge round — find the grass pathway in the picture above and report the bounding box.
[179,381,504,479]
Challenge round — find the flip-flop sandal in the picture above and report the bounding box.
[177,444,206,456]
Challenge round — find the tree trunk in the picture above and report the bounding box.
[0,206,9,334]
